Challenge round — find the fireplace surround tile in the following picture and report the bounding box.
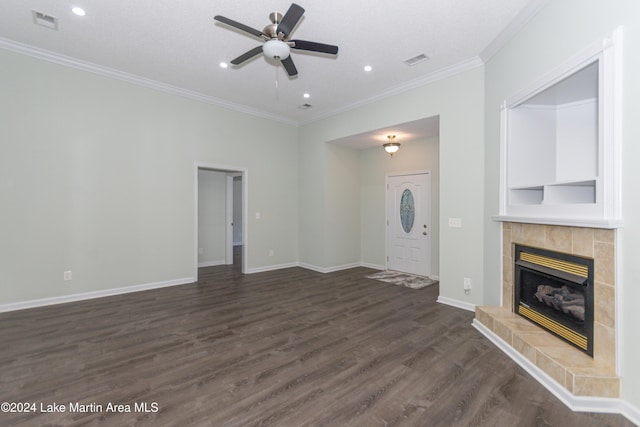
[572,227,595,257]
[536,351,567,385]
[545,226,572,252]
[594,228,615,244]
[475,222,619,398]
[475,305,495,328]
[594,282,615,328]
[594,322,616,368]
[572,371,620,398]
[538,343,602,370]
[494,319,514,344]
[516,223,546,247]
[502,255,513,308]
[513,334,537,362]
[595,241,615,285]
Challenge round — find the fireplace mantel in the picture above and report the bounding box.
[492,214,622,230]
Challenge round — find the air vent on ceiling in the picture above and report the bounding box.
[403,53,429,66]
[32,10,59,30]
[297,103,312,110]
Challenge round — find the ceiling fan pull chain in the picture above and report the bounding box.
[275,64,279,99]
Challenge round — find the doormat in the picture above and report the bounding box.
[365,270,438,290]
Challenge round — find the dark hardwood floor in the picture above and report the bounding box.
[0,260,634,426]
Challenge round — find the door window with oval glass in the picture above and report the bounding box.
[400,189,415,233]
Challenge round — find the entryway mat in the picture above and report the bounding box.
[366,270,438,290]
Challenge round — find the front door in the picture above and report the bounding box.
[386,173,431,276]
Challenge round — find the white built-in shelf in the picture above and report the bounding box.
[510,179,597,206]
[494,28,623,229]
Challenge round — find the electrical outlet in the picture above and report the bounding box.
[269,249,274,257]
[255,212,261,220]
[64,271,72,281]
[464,277,471,294]
[198,248,204,255]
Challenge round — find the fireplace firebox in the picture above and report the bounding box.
[514,244,594,356]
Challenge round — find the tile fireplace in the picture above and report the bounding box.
[475,222,618,398]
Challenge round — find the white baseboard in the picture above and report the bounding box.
[0,277,195,313]
[298,262,362,274]
[619,399,640,426]
[472,319,640,425]
[359,262,386,270]
[322,263,362,273]
[437,296,476,312]
[245,262,299,274]
[297,263,326,273]
[198,259,225,268]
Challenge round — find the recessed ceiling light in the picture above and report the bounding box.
[71,7,86,16]
[364,65,372,72]
[219,62,228,68]
[303,93,310,99]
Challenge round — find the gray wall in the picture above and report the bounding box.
[299,67,485,303]
[0,49,299,304]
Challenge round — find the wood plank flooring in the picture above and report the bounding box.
[0,263,635,426]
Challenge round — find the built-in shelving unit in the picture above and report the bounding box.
[494,28,622,228]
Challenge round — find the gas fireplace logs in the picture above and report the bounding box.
[534,285,585,322]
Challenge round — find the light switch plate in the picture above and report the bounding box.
[448,218,462,228]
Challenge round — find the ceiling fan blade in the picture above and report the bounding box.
[281,56,298,77]
[277,3,305,37]
[230,46,263,65]
[214,15,266,38]
[290,40,339,55]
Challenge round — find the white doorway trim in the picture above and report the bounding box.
[385,170,432,276]
[225,175,234,265]
[194,162,248,278]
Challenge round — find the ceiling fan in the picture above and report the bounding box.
[214,3,339,77]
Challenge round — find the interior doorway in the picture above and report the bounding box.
[195,163,248,279]
[225,174,243,266]
[386,172,432,276]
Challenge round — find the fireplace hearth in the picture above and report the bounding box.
[514,244,594,356]
[475,222,618,398]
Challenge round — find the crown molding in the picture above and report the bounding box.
[2,36,493,128]
[299,56,485,125]
[480,0,551,63]
[0,37,298,126]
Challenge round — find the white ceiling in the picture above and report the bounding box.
[0,0,547,128]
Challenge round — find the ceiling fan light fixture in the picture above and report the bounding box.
[383,135,400,156]
[263,39,290,60]
[214,4,338,77]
